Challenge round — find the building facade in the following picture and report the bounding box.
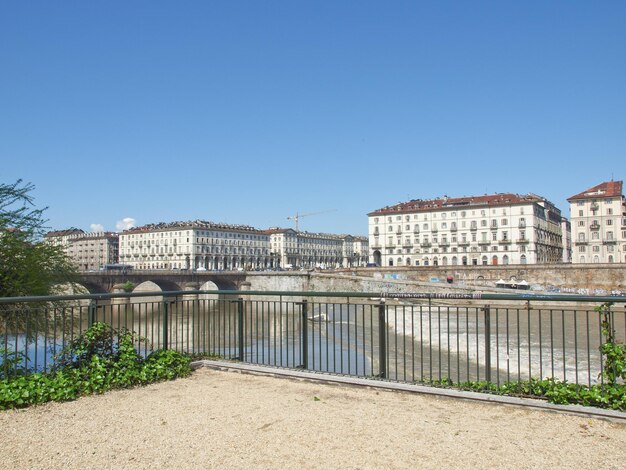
[119,220,275,270]
[568,181,626,264]
[268,229,369,268]
[368,193,564,267]
[45,229,119,271]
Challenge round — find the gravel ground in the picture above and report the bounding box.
[1,368,625,469]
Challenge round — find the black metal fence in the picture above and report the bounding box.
[1,290,625,387]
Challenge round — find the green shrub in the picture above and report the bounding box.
[0,322,192,410]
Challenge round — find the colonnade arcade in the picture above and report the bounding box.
[193,254,279,270]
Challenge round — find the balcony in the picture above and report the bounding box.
[439,241,450,247]
[590,202,599,211]
[371,245,382,250]
[516,239,529,244]
[573,241,588,246]
[498,239,512,245]
[518,222,526,228]
[431,227,438,233]
[420,242,432,248]
[603,239,617,245]
[402,242,413,248]
[458,241,470,246]
[590,223,600,230]
[450,226,457,232]
[470,226,477,231]
[478,240,490,246]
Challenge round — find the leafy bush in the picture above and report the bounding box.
[597,302,626,385]
[422,377,626,411]
[0,322,192,410]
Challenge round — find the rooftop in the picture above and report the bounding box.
[122,220,264,234]
[567,180,624,202]
[368,193,551,216]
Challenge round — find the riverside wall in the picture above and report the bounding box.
[245,264,626,296]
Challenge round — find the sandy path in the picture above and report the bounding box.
[1,368,625,469]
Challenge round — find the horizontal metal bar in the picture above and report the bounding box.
[1,290,625,304]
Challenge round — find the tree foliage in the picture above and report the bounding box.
[0,179,78,299]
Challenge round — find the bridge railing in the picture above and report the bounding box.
[1,290,625,387]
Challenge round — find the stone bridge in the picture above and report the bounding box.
[79,270,249,293]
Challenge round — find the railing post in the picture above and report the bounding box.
[162,298,169,350]
[237,297,245,361]
[483,304,491,383]
[88,299,96,328]
[301,299,308,369]
[378,300,387,379]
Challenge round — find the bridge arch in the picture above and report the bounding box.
[72,281,108,294]
[133,279,183,293]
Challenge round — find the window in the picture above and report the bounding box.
[578,246,586,253]
[578,221,585,227]
[579,210,583,216]
[607,219,613,226]
[608,208,613,215]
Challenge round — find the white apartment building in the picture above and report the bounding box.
[368,193,564,267]
[45,229,119,271]
[118,220,274,270]
[568,181,626,264]
[267,229,369,268]
[561,218,572,263]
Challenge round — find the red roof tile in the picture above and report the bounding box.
[368,193,547,216]
[567,181,623,201]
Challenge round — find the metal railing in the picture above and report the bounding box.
[1,291,626,388]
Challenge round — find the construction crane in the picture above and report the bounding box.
[287,209,337,231]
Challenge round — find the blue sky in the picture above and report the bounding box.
[1,1,624,235]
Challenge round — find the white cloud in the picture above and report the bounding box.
[116,217,136,231]
[90,223,105,232]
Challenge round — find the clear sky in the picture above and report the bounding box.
[1,1,625,236]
